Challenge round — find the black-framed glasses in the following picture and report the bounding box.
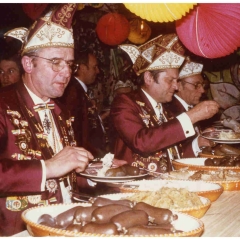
[182,80,206,90]
[30,55,77,72]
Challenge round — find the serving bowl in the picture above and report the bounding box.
[166,169,240,191]
[22,203,204,237]
[172,158,240,172]
[119,179,223,202]
[100,192,211,219]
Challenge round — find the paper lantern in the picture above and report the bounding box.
[124,3,197,23]
[96,13,130,46]
[128,19,151,44]
[176,4,240,59]
[22,3,48,20]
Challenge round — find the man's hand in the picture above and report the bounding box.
[187,100,220,124]
[45,146,93,179]
[198,136,216,148]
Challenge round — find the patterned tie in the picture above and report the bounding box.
[156,103,164,125]
[33,103,55,134]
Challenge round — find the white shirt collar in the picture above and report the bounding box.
[174,94,192,111]
[24,83,50,105]
[141,88,161,117]
[74,77,88,93]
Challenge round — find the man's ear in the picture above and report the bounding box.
[21,56,33,73]
[144,71,153,86]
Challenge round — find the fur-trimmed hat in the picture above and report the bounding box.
[119,33,185,76]
[4,4,77,55]
[114,80,134,91]
[179,57,203,79]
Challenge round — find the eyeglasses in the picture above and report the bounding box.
[30,55,78,72]
[182,80,206,90]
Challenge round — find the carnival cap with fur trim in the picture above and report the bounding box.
[178,57,203,79]
[4,3,77,55]
[114,80,134,91]
[119,33,185,76]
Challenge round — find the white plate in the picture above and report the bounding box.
[201,129,240,144]
[173,158,207,166]
[79,172,149,183]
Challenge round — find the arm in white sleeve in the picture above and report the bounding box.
[40,160,47,191]
[192,136,201,157]
[176,112,195,138]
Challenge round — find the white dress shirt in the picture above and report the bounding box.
[174,94,201,156]
[25,84,72,203]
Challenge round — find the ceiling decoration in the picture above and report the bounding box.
[176,3,240,59]
[124,3,197,23]
[96,13,130,46]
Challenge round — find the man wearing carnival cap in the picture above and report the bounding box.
[0,4,94,236]
[163,57,217,157]
[111,34,220,173]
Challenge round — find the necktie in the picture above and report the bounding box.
[34,103,55,134]
[156,103,164,124]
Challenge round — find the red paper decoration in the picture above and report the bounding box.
[176,4,240,59]
[96,13,130,46]
[22,4,48,20]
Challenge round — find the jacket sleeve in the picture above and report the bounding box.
[0,102,43,195]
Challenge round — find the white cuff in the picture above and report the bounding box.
[40,160,46,191]
[177,113,195,138]
[192,137,201,157]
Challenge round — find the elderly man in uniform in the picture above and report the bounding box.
[0,4,94,236]
[163,57,217,157]
[110,34,220,174]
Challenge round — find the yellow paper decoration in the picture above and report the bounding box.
[124,3,197,23]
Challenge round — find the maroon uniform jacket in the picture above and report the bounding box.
[110,89,193,173]
[163,95,198,157]
[59,77,107,158]
[0,81,76,236]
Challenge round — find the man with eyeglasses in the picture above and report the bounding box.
[163,57,217,157]
[0,4,94,236]
[111,34,219,174]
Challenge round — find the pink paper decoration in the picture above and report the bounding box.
[176,4,240,58]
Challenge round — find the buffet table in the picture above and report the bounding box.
[12,190,240,237]
[201,191,240,237]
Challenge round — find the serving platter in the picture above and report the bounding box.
[119,179,223,202]
[172,158,240,172]
[22,203,204,237]
[100,192,211,219]
[201,129,240,144]
[165,169,240,191]
[79,172,149,183]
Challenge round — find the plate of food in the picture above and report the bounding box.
[22,202,204,237]
[172,158,240,172]
[79,172,149,183]
[119,179,223,202]
[79,153,148,183]
[201,129,240,144]
[99,191,211,219]
[163,169,240,191]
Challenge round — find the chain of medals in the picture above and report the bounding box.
[85,92,108,144]
[134,101,180,172]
